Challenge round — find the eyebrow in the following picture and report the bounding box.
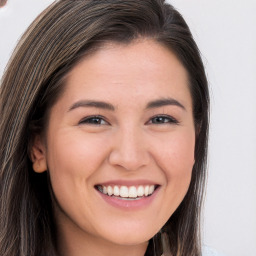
[68,97,186,112]
[146,98,186,111]
[68,100,115,112]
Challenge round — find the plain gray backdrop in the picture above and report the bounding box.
[1,1,256,255]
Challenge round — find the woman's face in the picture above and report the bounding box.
[33,40,195,249]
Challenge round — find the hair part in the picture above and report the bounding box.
[0,1,209,255]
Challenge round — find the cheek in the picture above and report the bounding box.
[45,131,111,206]
[154,130,195,189]
[45,131,112,225]
[47,131,109,177]
[147,129,195,221]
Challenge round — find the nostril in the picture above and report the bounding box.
[108,146,150,171]
[108,154,147,171]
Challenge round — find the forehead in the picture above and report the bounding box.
[58,39,192,111]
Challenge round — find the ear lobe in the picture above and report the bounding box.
[30,135,47,173]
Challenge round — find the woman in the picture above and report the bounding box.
[0,0,211,255]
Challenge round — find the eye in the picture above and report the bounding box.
[78,115,109,125]
[148,115,179,125]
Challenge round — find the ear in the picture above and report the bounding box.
[30,135,47,173]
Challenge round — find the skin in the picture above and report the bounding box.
[32,39,195,256]
[0,0,7,8]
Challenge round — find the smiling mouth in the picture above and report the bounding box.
[95,184,158,200]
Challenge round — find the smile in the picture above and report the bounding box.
[96,185,157,199]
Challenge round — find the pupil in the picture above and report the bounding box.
[155,117,164,123]
[91,118,100,124]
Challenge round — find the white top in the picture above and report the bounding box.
[202,246,226,256]
[160,246,226,256]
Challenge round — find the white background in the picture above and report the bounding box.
[0,1,256,256]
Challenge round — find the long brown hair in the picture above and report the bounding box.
[0,0,209,255]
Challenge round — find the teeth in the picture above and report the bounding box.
[103,186,107,194]
[129,186,137,198]
[137,185,144,196]
[98,184,156,198]
[113,185,119,196]
[144,185,149,196]
[149,185,154,194]
[107,186,113,196]
[120,186,129,197]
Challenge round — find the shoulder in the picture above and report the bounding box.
[202,246,227,256]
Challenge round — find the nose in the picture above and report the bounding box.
[108,127,150,171]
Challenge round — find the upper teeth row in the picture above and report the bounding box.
[99,185,156,198]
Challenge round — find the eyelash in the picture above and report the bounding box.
[148,115,179,125]
[79,115,109,125]
[78,115,179,126]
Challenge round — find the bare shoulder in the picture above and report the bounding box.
[202,246,227,256]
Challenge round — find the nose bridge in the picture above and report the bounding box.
[108,124,149,171]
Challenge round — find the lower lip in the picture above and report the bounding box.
[96,187,159,210]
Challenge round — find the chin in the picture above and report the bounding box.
[96,223,158,246]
